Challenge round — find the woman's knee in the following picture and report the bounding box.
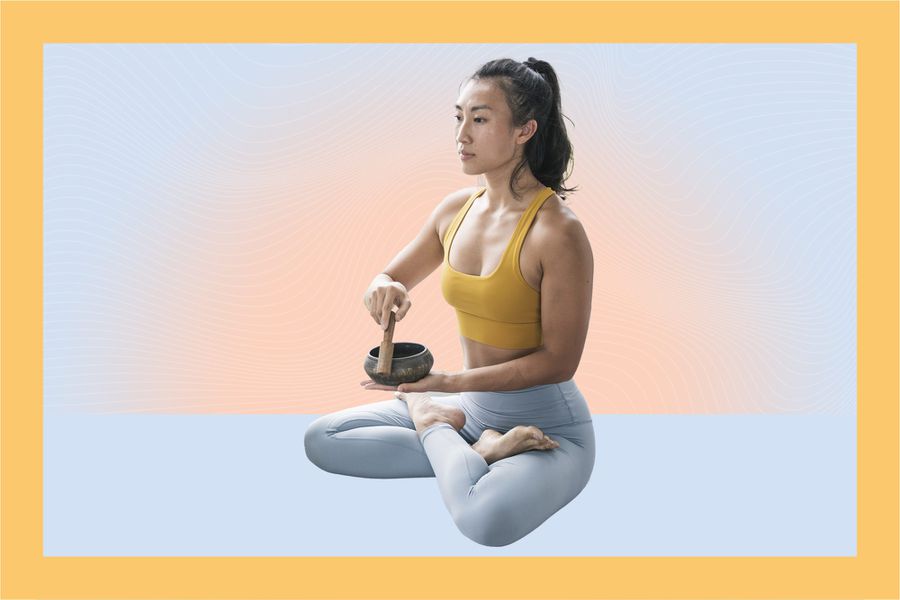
[451,499,527,547]
[303,416,335,472]
[450,443,596,547]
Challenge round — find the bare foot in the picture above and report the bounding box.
[471,426,559,465]
[399,392,466,435]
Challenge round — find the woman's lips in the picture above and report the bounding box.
[460,153,475,161]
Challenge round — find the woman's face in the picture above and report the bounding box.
[454,79,533,176]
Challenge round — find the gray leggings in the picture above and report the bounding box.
[304,379,595,547]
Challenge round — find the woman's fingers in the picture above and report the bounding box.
[364,281,410,328]
[367,288,382,324]
[396,297,412,320]
[359,379,398,391]
[381,304,394,329]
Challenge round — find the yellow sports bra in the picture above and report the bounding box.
[441,186,554,349]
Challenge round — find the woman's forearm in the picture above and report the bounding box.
[448,349,573,393]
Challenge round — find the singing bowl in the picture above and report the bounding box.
[364,342,434,386]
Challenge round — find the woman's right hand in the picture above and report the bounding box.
[363,275,412,330]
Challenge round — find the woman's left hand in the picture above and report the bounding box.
[359,370,455,393]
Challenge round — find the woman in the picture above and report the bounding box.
[304,57,594,547]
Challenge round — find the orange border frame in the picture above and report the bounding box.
[2,2,898,598]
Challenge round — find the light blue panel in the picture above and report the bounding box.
[44,414,856,556]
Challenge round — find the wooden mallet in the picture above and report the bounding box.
[375,311,396,377]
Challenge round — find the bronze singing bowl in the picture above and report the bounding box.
[364,342,434,386]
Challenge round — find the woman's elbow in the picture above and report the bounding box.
[540,348,578,382]
[556,365,577,382]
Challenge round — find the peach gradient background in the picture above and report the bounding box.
[43,44,856,415]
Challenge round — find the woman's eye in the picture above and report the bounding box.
[453,116,484,123]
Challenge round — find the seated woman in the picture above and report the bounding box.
[304,57,595,547]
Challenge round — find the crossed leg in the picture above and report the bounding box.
[304,393,594,545]
[303,397,437,478]
[418,420,594,547]
[304,393,559,478]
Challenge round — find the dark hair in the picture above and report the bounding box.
[464,57,577,202]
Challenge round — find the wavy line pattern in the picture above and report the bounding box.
[44,44,856,414]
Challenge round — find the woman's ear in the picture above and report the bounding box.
[516,118,538,145]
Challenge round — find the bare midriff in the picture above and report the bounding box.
[460,335,539,370]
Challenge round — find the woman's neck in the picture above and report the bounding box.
[480,174,545,212]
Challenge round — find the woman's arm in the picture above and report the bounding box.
[438,215,594,393]
[376,187,478,292]
[363,188,477,327]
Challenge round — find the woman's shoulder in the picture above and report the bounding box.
[435,186,482,241]
[445,185,483,209]
[532,192,590,250]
